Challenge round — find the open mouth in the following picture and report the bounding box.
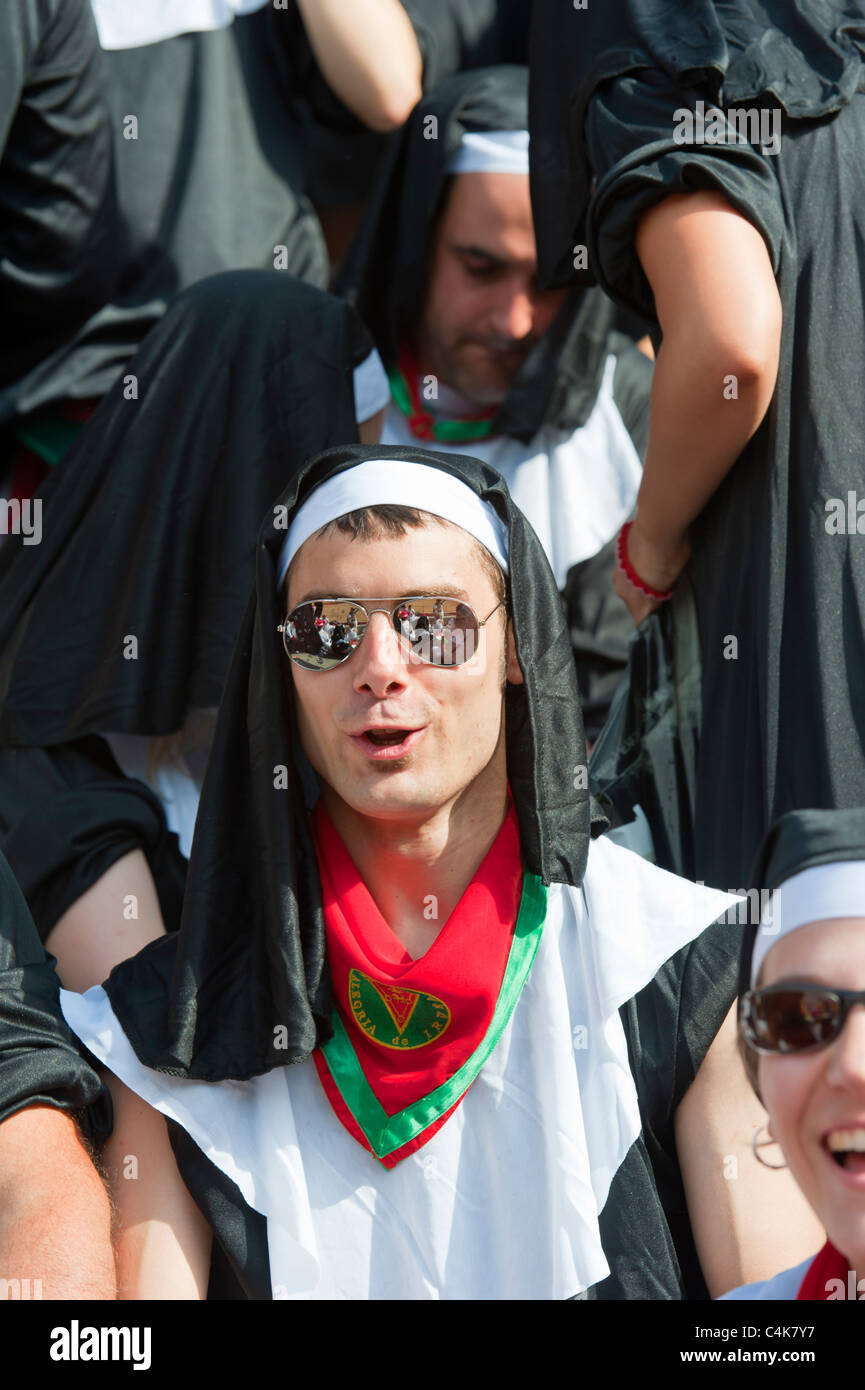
[363,728,415,746]
[825,1127,865,1173]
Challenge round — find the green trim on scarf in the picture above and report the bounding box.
[320,871,547,1160]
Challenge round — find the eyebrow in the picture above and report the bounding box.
[450,242,509,267]
[290,584,474,607]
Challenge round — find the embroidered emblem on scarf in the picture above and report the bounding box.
[311,801,545,1167]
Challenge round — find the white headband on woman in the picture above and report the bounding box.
[750,861,865,985]
[275,459,510,587]
[445,130,530,176]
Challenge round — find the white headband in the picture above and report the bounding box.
[446,129,530,176]
[750,861,865,985]
[275,459,510,586]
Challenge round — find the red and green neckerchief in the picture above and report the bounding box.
[387,343,499,444]
[311,801,546,1169]
[797,1241,859,1299]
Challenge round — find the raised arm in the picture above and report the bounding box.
[295,0,423,132]
[0,1105,116,1299]
[675,1000,824,1297]
[617,190,782,620]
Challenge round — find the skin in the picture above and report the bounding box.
[616,189,782,622]
[0,1106,116,1299]
[287,519,521,957]
[101,517,824,1294]
[416,171,569,408]
[757,917,865,1276]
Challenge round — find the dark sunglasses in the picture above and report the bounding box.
[740,983,865,1055]
[277,595,504,671]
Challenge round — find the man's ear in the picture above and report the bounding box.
[505,619,524,685]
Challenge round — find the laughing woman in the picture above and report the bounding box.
[724,807,865,1301]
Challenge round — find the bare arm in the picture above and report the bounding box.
[102,1072,212,1300]
[295,0,423,133]
[675,1001,824,1297]
[0,1105,116,1299]
[616,190,782,619]
[45,849,166,993]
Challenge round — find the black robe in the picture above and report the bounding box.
[4,5,336,429]
[62,441,741,1300]
[530,0,865,886]
[0,848,108,1134]
[0,271,372,941]
[0,0,123,426]
[338,63,654,739]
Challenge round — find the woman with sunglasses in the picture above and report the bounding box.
[724,806,865,1301]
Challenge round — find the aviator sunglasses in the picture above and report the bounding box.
[277,595,505,671]
[740,983,865,1055]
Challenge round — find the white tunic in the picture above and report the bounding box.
[382,355,643,590]
[61,837,738,1300]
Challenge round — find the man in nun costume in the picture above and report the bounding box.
[60,445,819,1300]
[0,271,389,992]
[339,66,654,742]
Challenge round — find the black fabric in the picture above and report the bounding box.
[0,271,371,746]
[589,577,703,880]
[166,1119,271,1302]
[0,0,122,416]
[160,909,741,1301]
[299,0,530,211]
[529,0,865,289]
[0,848,111,1133]
[337,64,625,445]
[100,442,592,1082]
[4,6,330,424]
[530,4,865,888]
[736,806,865,1001]
[563,341,654,742]
[0,740,186,944]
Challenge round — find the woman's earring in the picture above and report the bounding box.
[751,1124,787,1169]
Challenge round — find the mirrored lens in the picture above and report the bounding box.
[283,601,367,670]
[746,987,841,1052]
[392,598,479,667]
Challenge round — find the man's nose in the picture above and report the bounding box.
[352,612,409,695]
[490,281,536,343]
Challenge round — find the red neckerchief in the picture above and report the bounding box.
[311,801,527,1168]
[387,342,499,444]
[796,1240,853,1299]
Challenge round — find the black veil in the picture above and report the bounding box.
[101,443,597,1081]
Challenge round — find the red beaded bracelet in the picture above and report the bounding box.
[616,521,674,602]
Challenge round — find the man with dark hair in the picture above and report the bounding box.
[339,67,655,742]
[59,445,821,1299]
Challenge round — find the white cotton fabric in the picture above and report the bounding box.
[89,0,269,50]
[382,355,643,588]
[276,459,510,586]
[720,1256,813,1301]
[61,837,738,1300]
[446,130,530,176]
[353,350,391,425]
[751,862,865,985]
